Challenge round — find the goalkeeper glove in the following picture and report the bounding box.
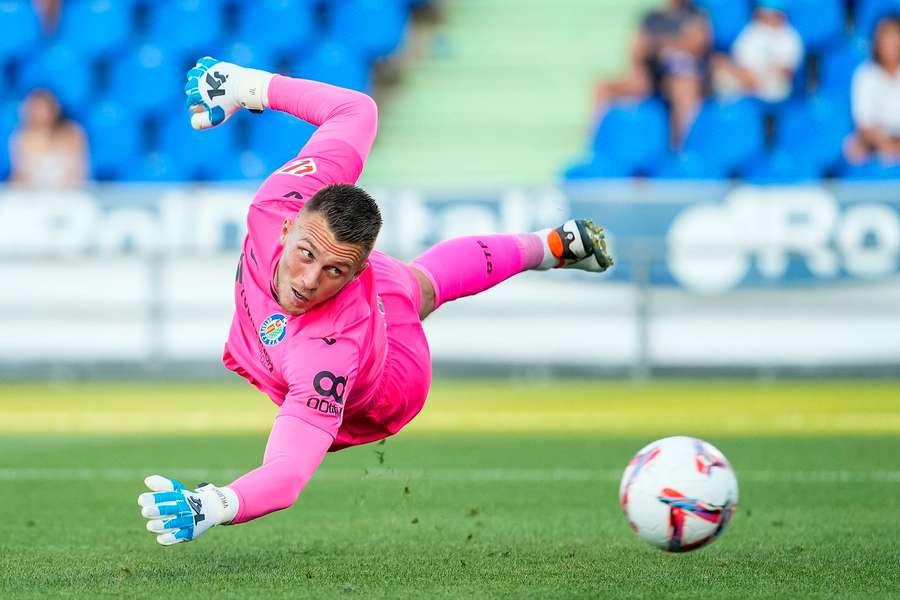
[137,475,239,546]
[183,56,274,130]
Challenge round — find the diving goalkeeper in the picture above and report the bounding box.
[137,57,613,545]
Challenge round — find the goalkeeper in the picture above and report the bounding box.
[138,57,613,545]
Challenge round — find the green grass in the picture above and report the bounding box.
[1,381,899,598]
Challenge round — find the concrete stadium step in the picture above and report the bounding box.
[362,0,658,186]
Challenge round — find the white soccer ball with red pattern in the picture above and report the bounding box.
[619,436,738,552]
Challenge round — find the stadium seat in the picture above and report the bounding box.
[125,150,193,182]
[329,0,409,59]
[681,98,764,175]
[295,40,370,92]
[19,44,94,118]
[787,0,846,51]
[743,148,821,183]
[840,159,900,179]
[694,0,751,51]
[649,151,729,179]
[157,116,240,181]
[85,100,143,180]
[589,99,668,177]
[217,41,278,73]
[0,1,41,64]
[774,94,853,175]
[0,100,17,180]
[562,156,633,180]
[819,36,870,100]
[233,0,315,57]
[855,0,900,38]
[246,111,317,174]
[107,44,182,117]
[145,0,225,62]
[57,0,135,60]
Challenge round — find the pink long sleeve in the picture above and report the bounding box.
[228,415,332,524]
[266,75,378,164]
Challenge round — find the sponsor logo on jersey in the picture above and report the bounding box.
[278,157,317,178]
[313,370,347,404]
[306,396,343,417]
[259,313,288,346]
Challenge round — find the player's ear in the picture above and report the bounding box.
[280,218,294,244]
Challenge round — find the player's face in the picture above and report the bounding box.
[275,210,367,316]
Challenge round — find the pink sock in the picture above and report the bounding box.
[410,234,543,310]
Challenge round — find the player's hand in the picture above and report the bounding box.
[137,475,238,546]
[184,56,273,130]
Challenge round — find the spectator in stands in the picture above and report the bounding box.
[32,0,61,34]
[844,15,900,165]
[711,0,804,103]
[594,0,711,148]
[10,89,89,188]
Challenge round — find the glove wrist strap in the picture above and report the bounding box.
[237,68,275,111]
[199,484,240,525]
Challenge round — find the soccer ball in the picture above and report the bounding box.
[619,436,738,552]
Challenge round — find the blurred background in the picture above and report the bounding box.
[1,0,899,380]
[2,4,900,595]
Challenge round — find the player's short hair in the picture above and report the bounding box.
[303,183,383,258]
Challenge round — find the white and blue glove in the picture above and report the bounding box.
[138,475,239,546]
[184,56,274,130]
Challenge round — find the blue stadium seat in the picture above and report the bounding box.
[296,40,370,92]
[855,0,900,38]
[743,148,821,183]
[819,36,870,100]
[246,111,317,174]
[57,0,135,60]
[329,0,409,59]
[840,159,900,179]
[157,116,240,180]
[0,100,18,180]
[107,44,182,116]
[145,0,225,62]
[681,98,764,175]
[123,151,192,182]
[649,151,729,179]
[562,156,633,180]
[774,94,853,174]
[786,0,846,51]
[218,41,278,73]
[234,0,315,56]
[85,100,142,180]
[19,44,93,118]
[0,1,41,64]
[694,0,751,51]
[589,99,669,176]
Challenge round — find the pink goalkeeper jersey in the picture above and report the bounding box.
[222,75,386,444]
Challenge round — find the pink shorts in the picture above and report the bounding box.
[330,251,432,451]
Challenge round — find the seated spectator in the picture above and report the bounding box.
[711,0,804,103]
[594,0,711,148]
[844,15,900,165]
[32,0,61,34]
[10,89,89,189]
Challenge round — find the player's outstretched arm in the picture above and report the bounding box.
[184,56,378,166]
[137,417,331,545]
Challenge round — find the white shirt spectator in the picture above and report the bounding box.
[732,21,804,102]
[851,62,900,137]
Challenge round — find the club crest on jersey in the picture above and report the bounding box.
[278,157,317,178]
[259,313,288,346]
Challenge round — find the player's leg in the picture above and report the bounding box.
[410,219,612,320]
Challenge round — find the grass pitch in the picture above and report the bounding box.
[1,380,899,598]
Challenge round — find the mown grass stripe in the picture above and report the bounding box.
[1,467,898,483]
